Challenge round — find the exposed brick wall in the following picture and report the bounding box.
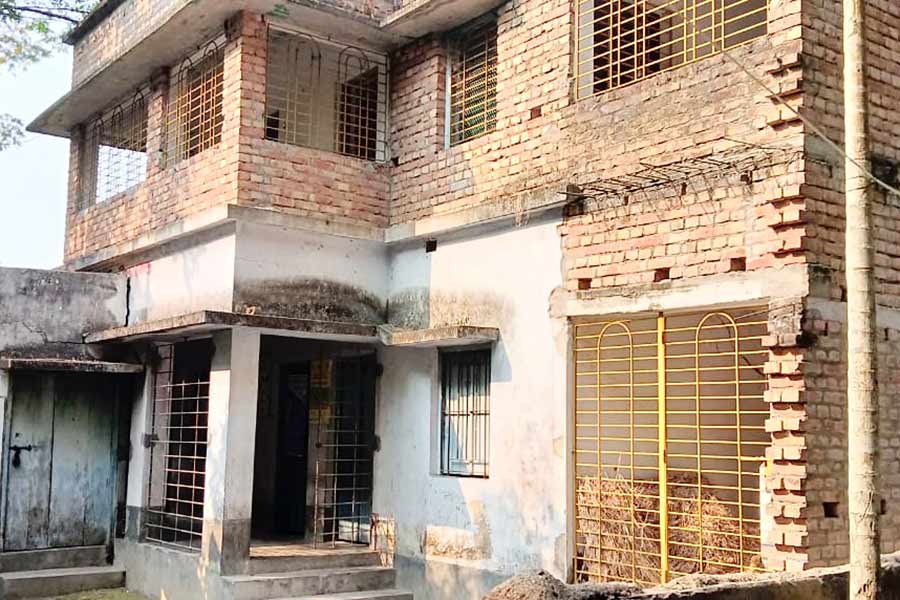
[72,0,188,88]
[800,0,900,307]
[231,13,390,229]
[64,10,390,265]
[802,308,900,568]
[796,0,900,570]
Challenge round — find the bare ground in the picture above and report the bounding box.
[35,590,148,600]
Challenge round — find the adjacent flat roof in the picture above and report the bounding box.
[0,357,144,374]
[32,0,505,137]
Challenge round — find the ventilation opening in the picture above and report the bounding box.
[823,502,840,518]
[425,239,438,253]
[578,278,592,291]
[729,257,747,272]
[654,267,671,282]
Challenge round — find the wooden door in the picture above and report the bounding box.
[3,373,116,551]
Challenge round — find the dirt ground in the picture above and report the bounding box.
[36,590,148,600]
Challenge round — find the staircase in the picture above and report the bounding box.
[223,548,412,600]
[0,546,125,599]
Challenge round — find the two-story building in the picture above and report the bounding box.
[0,0,899,598]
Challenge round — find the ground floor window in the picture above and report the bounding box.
[440,348,491,478]
[573,308,769,585]
[144,339,213,551]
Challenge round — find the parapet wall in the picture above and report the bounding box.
[0,267,126,358]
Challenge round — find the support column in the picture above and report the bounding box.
[125,365,154,541]
[202,328,260,575]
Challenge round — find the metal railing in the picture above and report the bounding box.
[573,307,769,585]
[575,0,767,99]
[448,18,498,146]
[144,343,210,551]
[165,41,225,167]
[80,92,148,206]
[265,28,387,162]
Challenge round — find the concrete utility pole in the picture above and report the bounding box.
[843,0,880,598]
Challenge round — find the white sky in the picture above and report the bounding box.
[0,50,72,269]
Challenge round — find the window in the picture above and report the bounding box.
[165,42,224,166]
[440,349,491,478]
[576,0,767,99]
[448,17,498,146]
[80,93,148,206]
[265,28,386,161]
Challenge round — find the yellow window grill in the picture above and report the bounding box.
[575,0,768,100]
[165,41,225,167]
[448,17,498,146]
[573,308,770,586]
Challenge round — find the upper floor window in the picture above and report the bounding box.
[165,42,224,167]
[80,92,148,206]
[439,349,491,478]
[265,28,387,162]
[448,16,498,146]
[575,0,767,99]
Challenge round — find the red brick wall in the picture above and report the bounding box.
[232,13,390,229]
[798,0,900,569]
[64,11,390,265]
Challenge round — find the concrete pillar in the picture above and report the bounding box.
[124,367,154,541]
[202,328,260,575]
[0,369,9,471]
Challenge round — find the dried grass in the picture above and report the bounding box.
[575,473,762,585]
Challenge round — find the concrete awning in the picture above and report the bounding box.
[85,310,500,348]
[84,310,380,344]
[379,325,499,348]
[0,357,144,374]
[381,0,506,38]
[30,0,505,138]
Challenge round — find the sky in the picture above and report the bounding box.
[0,50,72,269]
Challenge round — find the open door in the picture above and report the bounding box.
[274,363,311,535]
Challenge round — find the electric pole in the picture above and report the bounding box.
[843,0,880,597]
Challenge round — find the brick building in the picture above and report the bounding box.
[0,0,897,598]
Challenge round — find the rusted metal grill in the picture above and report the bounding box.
[265,28,387,162]
[145,341,211,551]
[575,0,767,99]
[440,349,491,478]
[80,92,148,205]
[449,18,498,145]
[312,357,377,547]
[573,308,769,585]
[165,41,224,167]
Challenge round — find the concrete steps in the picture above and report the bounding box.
[223,565,398,600]
[247,551,382,575]
[0,546,107,573]
[276,590,413,600]
[0,565,125,599]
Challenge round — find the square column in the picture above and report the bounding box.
[202,328,260,575]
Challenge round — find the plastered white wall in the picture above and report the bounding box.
[126,229,236,324]
[233,221,389,320]
[375,217,569,594]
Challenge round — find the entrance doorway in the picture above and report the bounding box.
[252,338,377,547]
[2,372,124,551]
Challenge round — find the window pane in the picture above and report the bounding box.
[440,349,491,477]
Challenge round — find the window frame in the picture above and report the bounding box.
[438,347,492,479]
[164,39,225,168]
[446,13,499,148]
[264,26,388,162]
